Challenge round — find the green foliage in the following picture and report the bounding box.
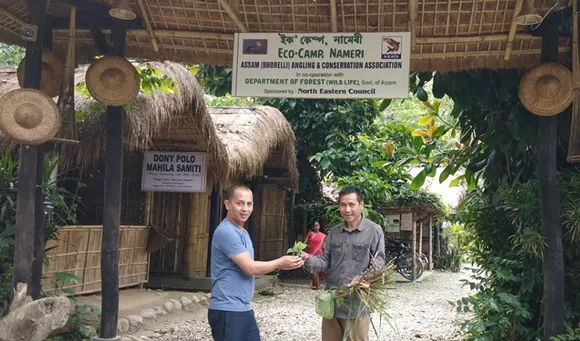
[0,43,24,67]
[551,326,580,341]
[192,65,233,97]
[204,93,255,107]
[45,272,101,341]
[287,241,308,256]
[439,222,470,272]
[404,70,549,195]
[0,151,83,318]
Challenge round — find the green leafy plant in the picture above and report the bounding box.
[287,241,307,256]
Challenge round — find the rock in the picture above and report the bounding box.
[163,301,174,313]
[126,315,144,328]
[117,318,130,333]
[169,325,178,333]
[191,295,201,303]
[181,296,192,306]
[120,337,133,341]
[155,307,167,317]
[159,328,168,334]
[127,336,141,341]
[140,309,157,320]
[169,299,182,310]
[204,293,211,299]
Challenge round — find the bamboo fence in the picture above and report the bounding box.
[43,225,150,296]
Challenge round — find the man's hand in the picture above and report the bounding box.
[277,255,304,270]
[300,251,310,262]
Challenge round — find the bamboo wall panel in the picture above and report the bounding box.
[184,192,210,277]
[256,186,286,261]
[43,226,149,296]
[149,192,189,275]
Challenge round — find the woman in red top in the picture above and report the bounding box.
[304,220,326,289]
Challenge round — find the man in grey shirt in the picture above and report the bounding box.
[301,187,385,341]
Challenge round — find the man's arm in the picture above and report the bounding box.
[231,252,282,276]
[303,233,331,273]
[215,228,302,276]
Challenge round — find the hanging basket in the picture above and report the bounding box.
[146,224,175,253]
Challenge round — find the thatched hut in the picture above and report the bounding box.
[0,61,298,290]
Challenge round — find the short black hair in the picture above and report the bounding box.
[225,184,252,200]
[338,187,364,202]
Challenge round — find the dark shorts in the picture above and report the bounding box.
[208,309,261,341]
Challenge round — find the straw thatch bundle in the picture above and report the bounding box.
[209,106,298,189]
[0,62,299,188]
[0,61,226,177]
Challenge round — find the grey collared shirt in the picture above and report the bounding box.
[305,217,385,319]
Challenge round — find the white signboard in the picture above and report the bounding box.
[141,151,207,192]
[231,32,411,99]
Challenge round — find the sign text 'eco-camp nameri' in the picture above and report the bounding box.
[231,32,411,99]
[141,151,207,192]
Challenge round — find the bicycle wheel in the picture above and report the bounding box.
[396,255,423,281]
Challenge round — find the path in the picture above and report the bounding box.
[158,267,474,341]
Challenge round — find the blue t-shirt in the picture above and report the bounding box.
[209,218,255,312]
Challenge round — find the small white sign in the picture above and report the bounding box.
[231,32,411,99]
[141,151,207,192]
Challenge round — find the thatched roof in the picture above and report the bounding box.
[208,106,299,189]
[0,62,299,189]
[0,0,572,72]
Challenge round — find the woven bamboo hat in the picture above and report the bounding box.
[0,88,61,145]
[519,63,573,117]
[16,49,64,98]
[85,55,140,106]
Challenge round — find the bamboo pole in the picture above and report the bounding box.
[50,28,538,44]
[409,0,418,46]
[217,0,249,32]
[411,220,417,280]
[504,0,524,61]
[428,215,433,271]
[330,0,338,32]
[135,0,158,52]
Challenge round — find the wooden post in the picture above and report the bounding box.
[411,220,417,280]
[30,14,53,300]
[428,215,433,271]
[99,18,127,339]
[418,218,423,256]
[12,0,46,295]
[435,217,441,257]
[537,24,565,340]
[248,179,259,242]
[206,184,222,277]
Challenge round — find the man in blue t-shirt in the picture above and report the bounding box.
[208,185,304,341]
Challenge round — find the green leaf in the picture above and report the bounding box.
[439,165,452,183]
[432,73,446,99]
[449,175,464,187]
[379,99,392,111]
[411,170,427,190]
[418,114,436,126]
[416,86,428,101]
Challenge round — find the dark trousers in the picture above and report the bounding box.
[208,309,261,341]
